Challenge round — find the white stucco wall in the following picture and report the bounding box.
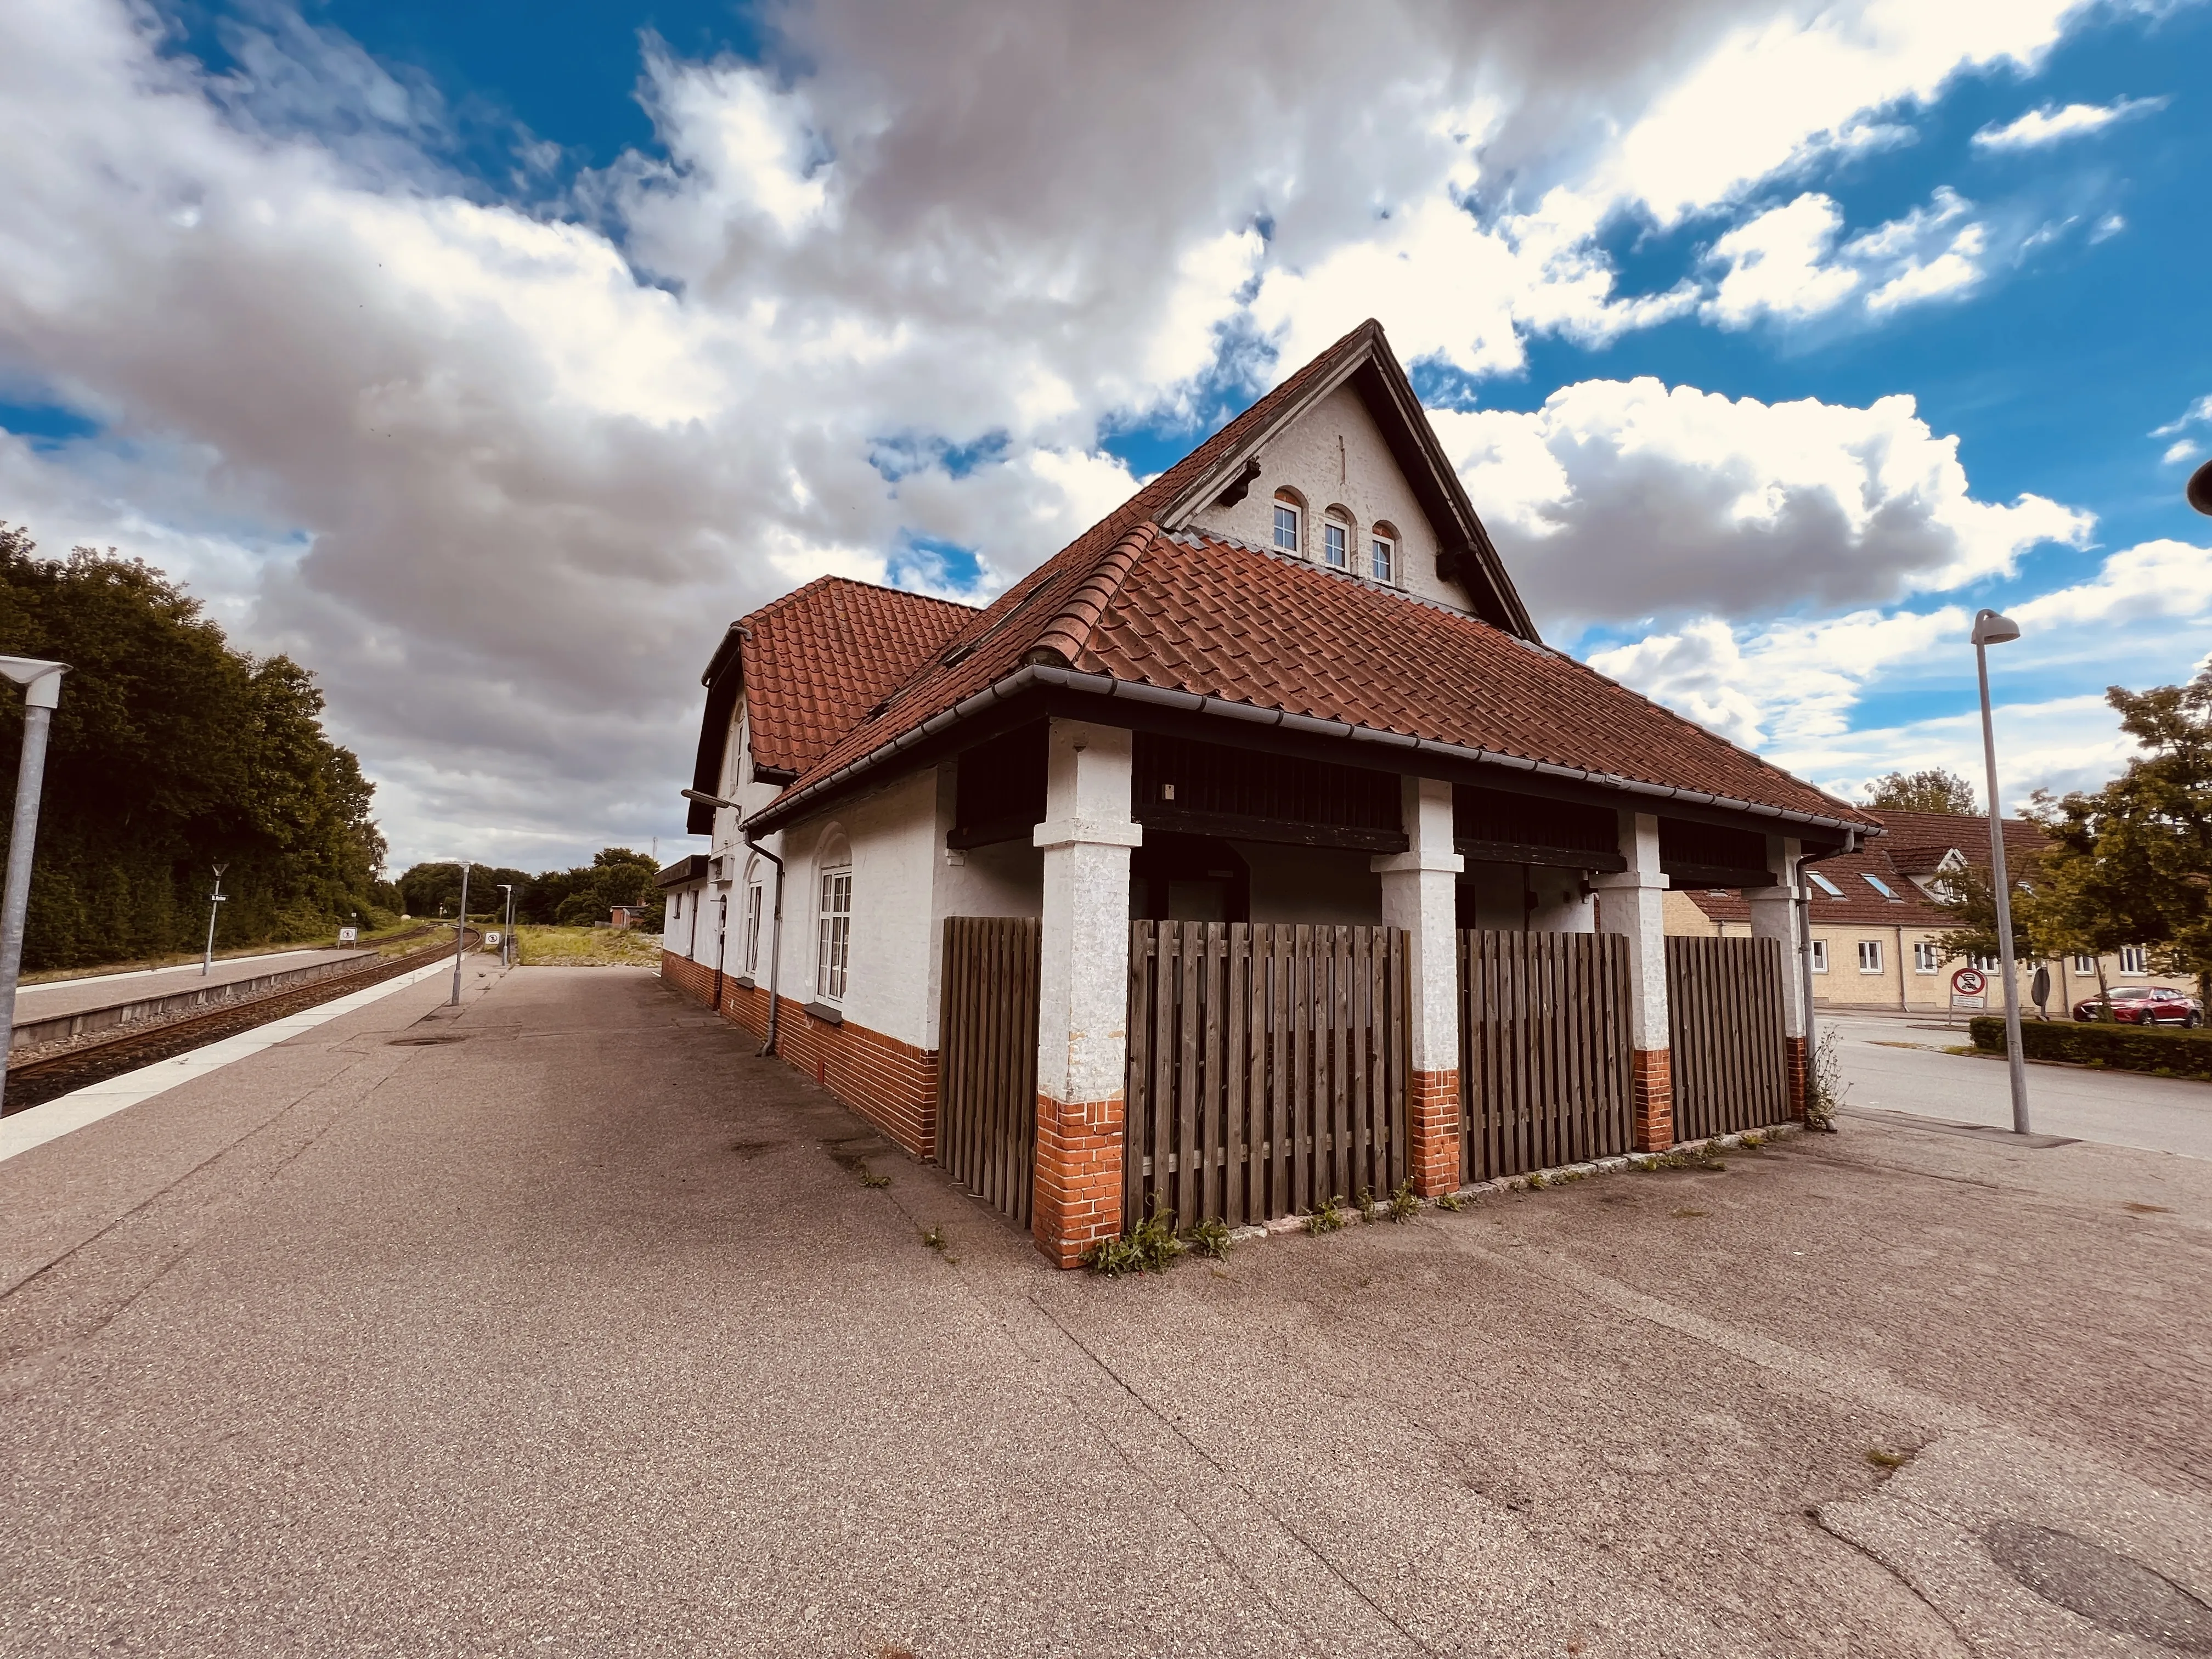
[1185,381,1467,613]
[664,881,714,964]
[774,766,940,1049]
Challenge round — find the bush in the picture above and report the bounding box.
[1969,1015,2212,1081]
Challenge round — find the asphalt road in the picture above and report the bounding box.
[1821,1010,2212,1160]
[0,967,2205,1656]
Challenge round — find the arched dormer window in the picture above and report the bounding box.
[1323,505,1353,571]
[1272,488,1305,556]
[1369,520,1400,585]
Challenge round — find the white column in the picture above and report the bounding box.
[1370,776,1463,1075]
[1031,719,1141,1265]
[1592,811,1670,1049]
[1372,775,1465,1195]
[1592,809,1673,1151]
[1746,834,1805,1040]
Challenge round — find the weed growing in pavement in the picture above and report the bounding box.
[1304,1195,1349,1235]
[856,1163,891,1189]
[920,1223,947,1252]
[1354,1184,1377,1222]
[1435,1192,1465,1212]
[1184,1216,1233,1259]
[1671,1206,1709,1219]
[1082,1201,1186,1276]
[1739,1131,1766,1150]
[1864,1447,1910,1471]
[1805,1027,1847,1131]
[1526,1171,1550,1190]
[1387,1178,1420,1222]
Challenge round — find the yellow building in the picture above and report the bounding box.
[1663,808,2196,1019]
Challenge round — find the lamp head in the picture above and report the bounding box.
[682,787,737,810]
[2190,457,2212,517]
[1970,608,2021,647]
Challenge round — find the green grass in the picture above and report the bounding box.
[511,924,663,967]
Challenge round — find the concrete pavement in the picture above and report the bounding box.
[13,945,373,1023]
[0,967,2206,1656]
[1822,1009,2212,1160]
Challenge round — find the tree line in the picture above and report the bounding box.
[0,529,393,972]
[394,848,663,930]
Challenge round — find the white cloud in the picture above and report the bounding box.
[2151,396,2212,438]
[1701,186,2001,328]
[0,0,2136,864]
[1779,693,2140,814]
[2012,539,2212,629]
[1971,95,2168,151]
[1438,379,2090,627]
[2165,440,2201,466]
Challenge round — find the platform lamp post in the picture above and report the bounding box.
[1971,607,2030,1136]
[496,883,515,968]
[201,865,228,975]
[450,860,472,1007]
[0,657,68,1114]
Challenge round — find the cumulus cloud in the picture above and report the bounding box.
[1701,186,2008,328]
[0,0,2128,862]
[1971,95,2168,151]
[1436,379,2090,627]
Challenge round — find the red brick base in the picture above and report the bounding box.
[1631,1047,1673,1152]
[1032,1092,1125,1268]
[1408,1068,1462,1196]
[1785,1034,1809,1122]
[660,949,939,1158]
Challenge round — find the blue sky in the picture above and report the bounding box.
[1,0,2207,866]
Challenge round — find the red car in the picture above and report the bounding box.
[2070,985,2203,1026]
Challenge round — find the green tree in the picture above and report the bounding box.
[2029,668,2212,1011]
[1864,768,1979,815]
[0,528,391,970]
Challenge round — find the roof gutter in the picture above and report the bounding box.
[746,664,1879,839]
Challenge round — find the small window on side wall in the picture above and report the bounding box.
[2119,945,2148,975]
[1369,521,1398,584]
[817,868,851,1001]
[1272,489,1304,555]
[1809,940,1829,973]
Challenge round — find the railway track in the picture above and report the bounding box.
[1,928,482,1115]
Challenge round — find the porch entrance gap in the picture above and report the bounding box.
[1664,935,1791,1140]
[937,916,1041,1228]
[1125,921,1409,1229]
[1457,930,1634,1182]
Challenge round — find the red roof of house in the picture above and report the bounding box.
[736,577,973,776]
[1869,808,2047,873]
[767,521,1876,829]
[1683,844,1951,927]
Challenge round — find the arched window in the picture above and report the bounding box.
[1272,488,1305,556]
[1369,521,1400,585]
[1323,505,1354,570]
[742,854,765,974]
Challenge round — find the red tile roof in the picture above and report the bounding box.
[1869,808,2047,873]
[765,520,1878,830]
[1683,844,1951,927]
[736,577,974,776]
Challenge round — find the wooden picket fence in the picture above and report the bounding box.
[936,916,1041,1227]
[1458,930,1634,1181]
[1125,922,1409,1229]
[1664,935,1789,1141]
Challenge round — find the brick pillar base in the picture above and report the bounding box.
[1785,1035,1809,1122]
[1408,1068,1462,1197]
[1632,1048,1673,1152]
[1032,1092,1125,1269]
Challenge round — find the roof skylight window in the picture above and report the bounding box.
[1807,871,1843,897]
[1862,873,1899,899]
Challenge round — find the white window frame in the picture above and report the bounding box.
[1370,533,1396,584]
[2119,945,2148,976]
[1272,500,1302,555]
[1809,940,1829,973]
[2070,954,2095,973]
[1323,514,1351,570]
[1807,870,1843,898]
[816,867,853,1003]
[1913,941,1940,974]
[744,883,764,974]
[1968,952,2000,973]
[1857,940,1883,974]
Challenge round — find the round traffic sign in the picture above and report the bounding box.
[1951,967,1987,996]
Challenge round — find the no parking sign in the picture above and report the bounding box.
[1951,967,1987,997]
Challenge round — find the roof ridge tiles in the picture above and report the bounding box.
[1031,522,1160,667]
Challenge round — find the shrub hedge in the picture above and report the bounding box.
[1968,1016,2212,1081]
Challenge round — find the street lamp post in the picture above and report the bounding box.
[450,861,471,1007]
[1971,607,2030,1136]
[496,883,515,968]
[201,864,228,975]
[0,657,68,1113]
